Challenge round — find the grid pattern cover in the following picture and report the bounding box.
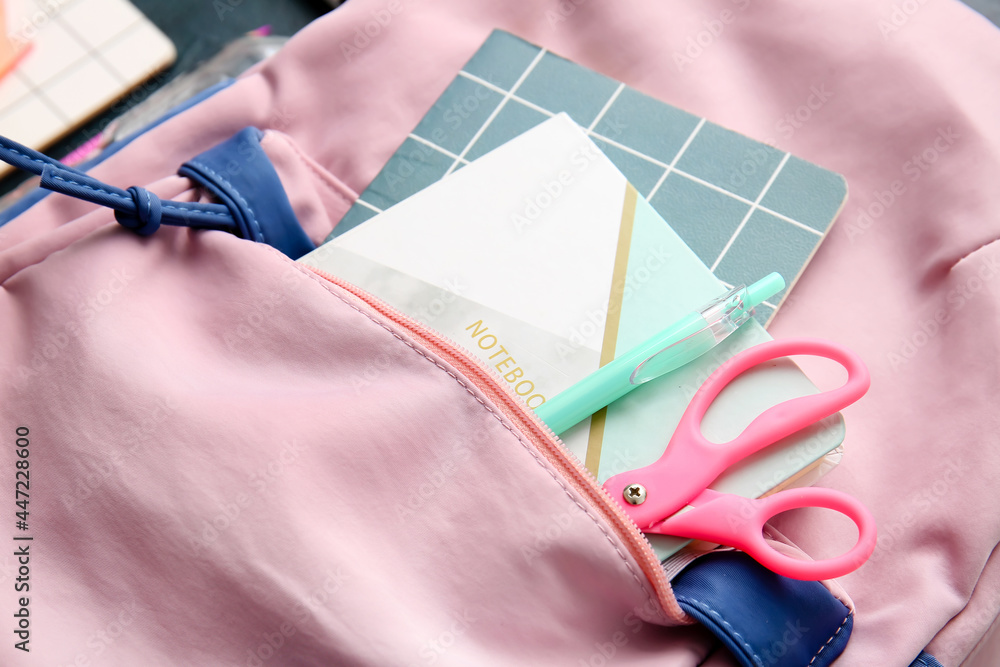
[329,30,848,325]
[0,0,176,177]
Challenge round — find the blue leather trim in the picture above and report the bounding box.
[672,551,853,667]
[0,79,235,226]
[179,127,314,258]
[0,134,238,235]
[910,651,945,667]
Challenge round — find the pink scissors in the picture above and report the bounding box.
[602,338,877,581]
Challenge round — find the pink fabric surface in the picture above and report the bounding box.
[2,183,713,664]
[2,0,999,664]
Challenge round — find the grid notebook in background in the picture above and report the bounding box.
[329,29,848,326]
[0,0,175,177]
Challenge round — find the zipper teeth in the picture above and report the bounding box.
[305,264,675,615]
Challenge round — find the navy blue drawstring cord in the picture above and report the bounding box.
[0,134,243,239]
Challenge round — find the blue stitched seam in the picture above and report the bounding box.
[676,596,761,666]
[161,204,229,217]
[49,175,230,218]
[5,145,49,168]
[807,610,851,666]
[51,175,127,200]
[5,143,230,225]
[189,159,264,241]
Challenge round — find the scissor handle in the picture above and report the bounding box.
[603,338,870,531]
[679,338,870,464]
[652,487,878,580]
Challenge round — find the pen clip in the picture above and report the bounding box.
[629,284,755,385]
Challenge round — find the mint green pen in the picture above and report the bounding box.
[534,273,785,435]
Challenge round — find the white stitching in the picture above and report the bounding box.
[49,175,230,218]
[288,258,668,620]
[677,596,761,665]
[189,159,264,241]
[808,610,851,665]
[51,174,128,200]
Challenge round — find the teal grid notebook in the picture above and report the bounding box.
[327,29,847,324]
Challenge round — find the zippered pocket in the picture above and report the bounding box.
[299,261,691,625]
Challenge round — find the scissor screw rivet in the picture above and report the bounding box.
[623,484,647,505]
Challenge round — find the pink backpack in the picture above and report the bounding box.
[2,1,999,665]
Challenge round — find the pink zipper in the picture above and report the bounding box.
[305,264,681,620]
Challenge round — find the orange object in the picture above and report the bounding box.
[0,1,30,82]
